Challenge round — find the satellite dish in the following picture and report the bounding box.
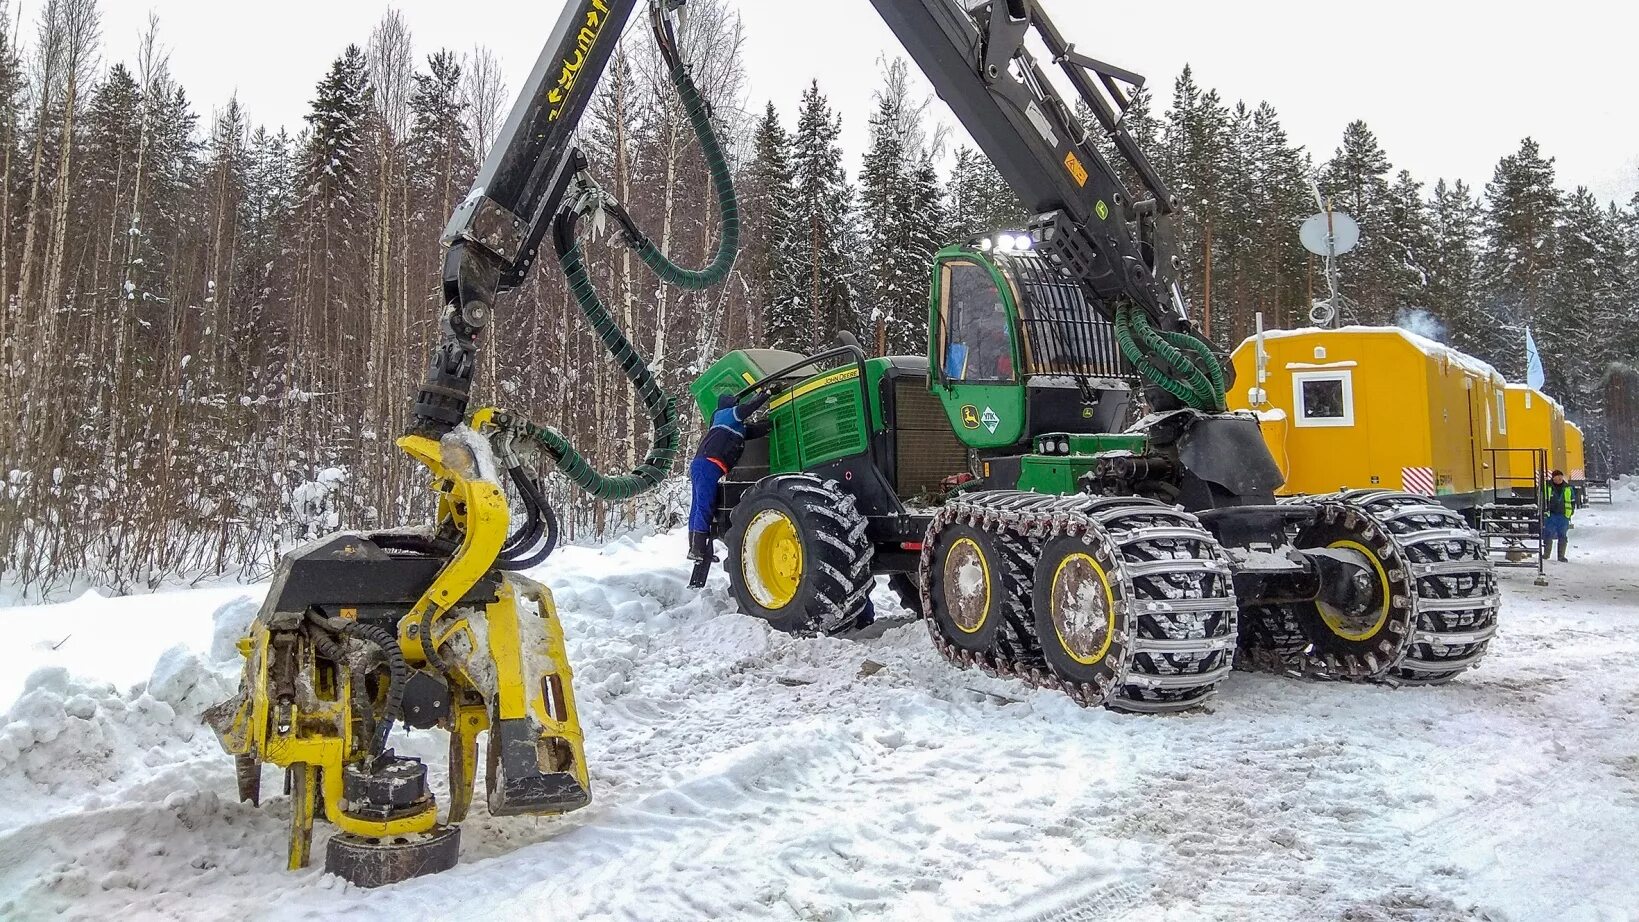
[1300,211,1360,257]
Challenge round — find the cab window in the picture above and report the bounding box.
[939,261,1014,383]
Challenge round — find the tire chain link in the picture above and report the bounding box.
[917,491,1238,711]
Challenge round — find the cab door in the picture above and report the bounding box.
[928,253,1026,450]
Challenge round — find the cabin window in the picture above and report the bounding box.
[1495,390,1508,434]
[939,261,1014,383]
[1293,370,1355,428]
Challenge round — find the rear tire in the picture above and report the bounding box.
[1031,535,1132,699]
[926,523,1020,656]
[725,475,873,634]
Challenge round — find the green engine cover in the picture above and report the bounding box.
[693,350,881,474]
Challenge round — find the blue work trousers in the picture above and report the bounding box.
[689,457,726,533]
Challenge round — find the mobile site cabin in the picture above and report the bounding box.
[1229,327,1509,511]
[1499,384,1566,497]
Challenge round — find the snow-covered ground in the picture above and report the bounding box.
[4,487,1639,921]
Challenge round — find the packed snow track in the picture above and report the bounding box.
[4,487,1639,921]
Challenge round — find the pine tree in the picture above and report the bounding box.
[1476,137,1560,377]
[1243,101,1312,331]
[947,145,1023,239]
[1319,120,1396,324]
[1546,188,1622,419]
[858,88,910,353]
[900,154,947,353]
[1163,66,1232,335]
[1383,169,1434,319]
[1426,179,1485,353]
[405,50,472,227]
[789,80,856,347]
[744,102,801,349]
[298,45,374,212]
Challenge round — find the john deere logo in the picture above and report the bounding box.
[1095,200,1110,221]
[961,405,981,429]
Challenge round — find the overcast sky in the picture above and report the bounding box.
[100,0,1638,208]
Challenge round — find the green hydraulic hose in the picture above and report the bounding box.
[1160,329,1228,400]
[517,41,738,502]
[625,57,740,291]
[1115,306,1206,406]
[1115,305,1227,412]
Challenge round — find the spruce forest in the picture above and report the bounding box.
[1,0,1635,597]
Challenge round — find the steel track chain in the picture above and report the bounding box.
[917,491,1238,712]
[1237,490,1499,684]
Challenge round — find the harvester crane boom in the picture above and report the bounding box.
[414,0,1201,441]
[866,0,1184,326]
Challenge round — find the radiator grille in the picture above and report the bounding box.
[894,379,971,498]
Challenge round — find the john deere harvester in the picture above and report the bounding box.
[687,1,1498,714]
[204,0,1499,888]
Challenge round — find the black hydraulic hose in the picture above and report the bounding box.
[306,609,410,755]
[340,620,410,755]
[501,466,544,557]
[498,467,560,571]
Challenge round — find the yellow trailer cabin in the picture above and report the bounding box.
[1229,327,1509,509]
[1500,385,1566,493]
[1565,422,1586,484]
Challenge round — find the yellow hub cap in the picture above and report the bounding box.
[1317,539,1391,641]
[942,537,991,634]
[743,509,804,610]
[1050,553,1117,664]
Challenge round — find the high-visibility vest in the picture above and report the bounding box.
[1544,482,1574,517]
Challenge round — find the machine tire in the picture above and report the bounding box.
[1030,534,1133,701]
[1250,490,1499,683]
[925,523,1024,656]
[725,474,873,634]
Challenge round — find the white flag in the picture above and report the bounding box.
[1525,326,1546,390]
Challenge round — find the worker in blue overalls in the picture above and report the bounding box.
[688,390,772,588]
[1542,469,1575,562]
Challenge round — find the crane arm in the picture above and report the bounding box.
[412,0,1212,441]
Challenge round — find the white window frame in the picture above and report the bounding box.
[1292,370,1356,428]
[1495,390,1508,435]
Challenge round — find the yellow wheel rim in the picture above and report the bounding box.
[942,537,991,634]
[1317,539,1391,641]
[1050,552,1117,665]
[743,509,804,610]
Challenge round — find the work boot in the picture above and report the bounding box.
[686,531,711,561]
[688,559,712,589]
[1557,539,1568,563]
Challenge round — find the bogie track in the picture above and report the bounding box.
[919,492,1238,712]
[1237,490,1499,684]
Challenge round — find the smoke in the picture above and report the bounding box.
[1395,307,1447,343]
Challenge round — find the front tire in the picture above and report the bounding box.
[725,475,873,634]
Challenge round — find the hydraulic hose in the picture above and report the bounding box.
[610,50,740,292]
[305,611,410,755]
[515,24,739,506]
[1115,305,1227,412]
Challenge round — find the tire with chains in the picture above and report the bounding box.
[919,491,1238,712]
[1236,490,1499,683]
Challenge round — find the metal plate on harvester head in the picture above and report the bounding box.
[325,826,461,888]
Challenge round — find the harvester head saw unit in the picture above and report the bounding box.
[207,0,740,886]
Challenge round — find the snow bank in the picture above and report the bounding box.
[4,513,1639,919]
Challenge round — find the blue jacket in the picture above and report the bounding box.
[696,391,772,472]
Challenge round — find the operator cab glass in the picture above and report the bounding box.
[940,261,1016,383]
